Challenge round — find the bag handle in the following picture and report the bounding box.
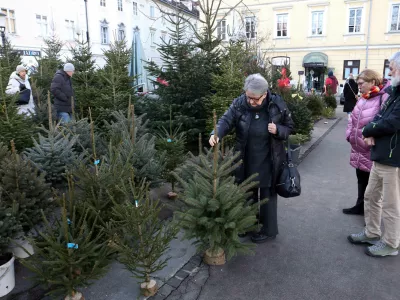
[286,139,293,162]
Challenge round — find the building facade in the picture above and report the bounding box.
[217,0,400,92]
[1,0,198,89]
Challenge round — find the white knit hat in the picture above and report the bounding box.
[63,63,75,72]
[16,65,26,74]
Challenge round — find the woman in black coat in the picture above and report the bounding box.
[343,74,359,117]
[209,74,294,243]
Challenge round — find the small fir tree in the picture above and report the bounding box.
[109,176,178,297]
[173,111,264,263]
[0,38,22,95]
[0,141,52,231]
[0,200,21,256]
[20,185,112,299]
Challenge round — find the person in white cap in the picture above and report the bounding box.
[5,65,35,116]
[50,63,75,123]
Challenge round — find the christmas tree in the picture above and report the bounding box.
[0,201,20,255]
[24,125,78,185]
[69,38,101,119]
[0,38,22,95]
[173,112,264,264]
[0,141,52,231]
[20,185,112,299]
[109,176,178,296]
[30,84,58,129]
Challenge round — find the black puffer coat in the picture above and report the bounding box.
[215,92,294,190]
[50,70,74,113]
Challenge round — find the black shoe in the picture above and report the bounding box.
[250,232,276,244]
[342,205,364,215]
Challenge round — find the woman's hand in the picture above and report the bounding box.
[268,122,277,135]
[364,137,375,146]
[209,135,219,147]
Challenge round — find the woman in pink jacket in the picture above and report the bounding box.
[344,69,390,215]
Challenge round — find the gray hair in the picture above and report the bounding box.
[244,73,269,95]
[389,51,400,68]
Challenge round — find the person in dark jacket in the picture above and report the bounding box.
[50,63,75,123]
[348,52,400,258]
[209,74,294,243]
[343,73,359,118]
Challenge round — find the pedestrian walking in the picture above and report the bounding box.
[209,74,294,243]
[343,73,359,119]
[5,65,35,115]
[50,63,75,123]
[324,70,339,95]
[348,52,400,257]
[344,70,390,215]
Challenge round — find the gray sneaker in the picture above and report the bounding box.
[347,231,380,245]
[366,241,399,257]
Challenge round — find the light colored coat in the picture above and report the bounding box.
[5,72,35,116]
[346,82,390,172]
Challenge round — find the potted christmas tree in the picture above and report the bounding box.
[173,111,265,265]
[109,175,178,296]
[19,179,112,300]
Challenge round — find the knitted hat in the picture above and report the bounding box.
[63,63,75,72]
[328,70,334,77]
[16,65,26,74]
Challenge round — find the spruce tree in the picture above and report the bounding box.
[173,112,264,262]
[0,201,20,255]
[144,16,210,143]
[19,186,111,299]
[0,141,52,231]
[0,38,22,95]
[24,125,78,185]
[109,176,178,296]
[70,38,101,118]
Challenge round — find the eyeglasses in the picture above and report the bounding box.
[357,81,366,86]
[247,94,265,102]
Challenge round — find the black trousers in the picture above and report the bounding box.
[250,188,278,236]
[356,168,370,203]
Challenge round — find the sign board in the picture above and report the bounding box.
[303,62,325,67]
[298,71,304,75]
[271,56,290,66]
[17,50,41,57]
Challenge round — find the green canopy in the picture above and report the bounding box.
[303,52,328,67]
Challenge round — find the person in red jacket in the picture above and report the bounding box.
[324,70,338,95]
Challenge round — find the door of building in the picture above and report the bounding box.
[305,67,326,92]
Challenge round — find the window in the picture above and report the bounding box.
[245,17,256,39]
[118,0,123,11]
[311,11,324,35]
[118,23,125,41]
[65,20,75,40]
[343,60,360,80]
[384,59,390,79]
[217,19,226,40]
[36,14,48,37]
[161,32,166,41]
[150,6,155,18]
[1,8,16,34]
[100,0,106,7]
[100,19,109,44]
[133,2,138,15]
[276,14,288,37]
[150,31,155,46]
[162,13,166,24]
[349,8,362,33]
[390,4,400,31]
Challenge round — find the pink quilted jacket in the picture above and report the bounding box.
[346,82,390,172]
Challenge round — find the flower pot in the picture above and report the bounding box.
[289,144,301,165]
[8,235,34,258]
[203,248,225,265]
[65,291,85,300]
[167,192,178,200]
[0,253,15,297]
[140,279,158,297]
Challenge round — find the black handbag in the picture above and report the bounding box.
[276,141,301,198]
[17,88,31,105]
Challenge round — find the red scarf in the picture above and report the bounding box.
[362,85,383,99]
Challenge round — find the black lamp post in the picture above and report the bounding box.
[0,12,6,47]
[84,0,90,44]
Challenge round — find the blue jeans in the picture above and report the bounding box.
[57,112,72,124]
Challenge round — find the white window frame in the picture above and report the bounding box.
[348,7,363,34]
[36,14,48,37]
[100,0,106,7]
[389,3,400,32]
[161,31,167,41]
[118,0,123,11]
[65,20,75,41]
[245,16,257,39]
[150,30,156,46]
[310,11,324,36]
[217,19,226,40]
[150,6,155,19]
[1,8,16,34]
[275,13,289,38]
[100,19,109,44]
[118,23,125,41]
[133,2,138,15]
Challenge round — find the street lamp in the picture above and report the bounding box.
[0,12,6,47]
